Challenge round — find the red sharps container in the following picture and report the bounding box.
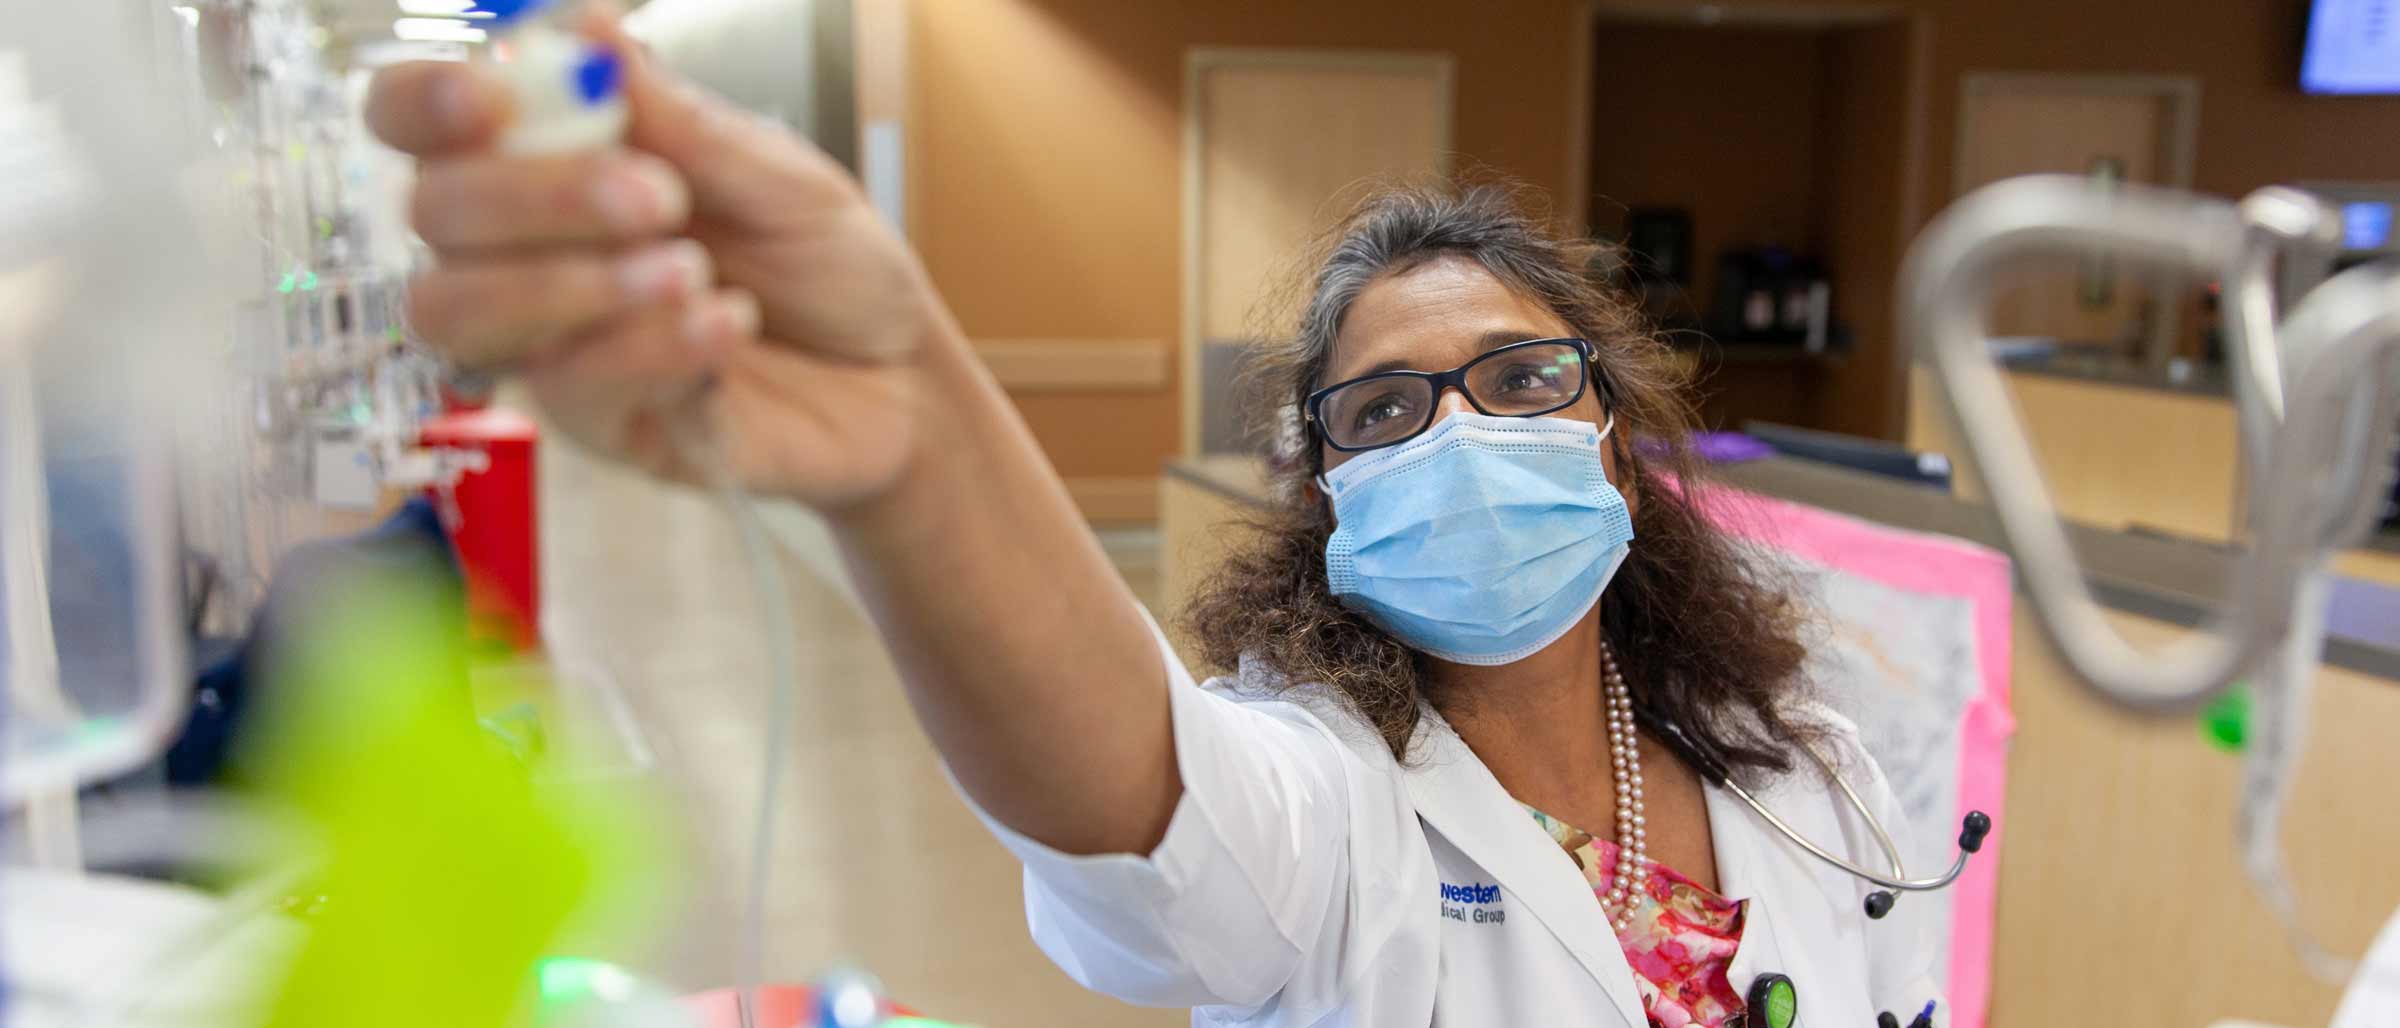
[419,406,541,652]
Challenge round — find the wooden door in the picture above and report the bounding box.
[1184,51,1452,455]
[1954,75,2196,352]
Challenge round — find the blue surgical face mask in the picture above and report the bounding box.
[1317,411,1635,666]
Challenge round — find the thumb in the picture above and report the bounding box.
[578,5,861,225]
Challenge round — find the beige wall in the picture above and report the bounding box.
[1993,602,2400,1028]
[1590,0,2400,441]
[910,0,2400,489]
[910,0,1586,491]
[1867,0,2400,438]
[1912,0,2400,204]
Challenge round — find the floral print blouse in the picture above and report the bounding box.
[1526,806,1749,1028]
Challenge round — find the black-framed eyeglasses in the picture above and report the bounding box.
[1305,337,1601,453]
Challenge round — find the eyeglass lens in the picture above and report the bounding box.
[1319,341,1585,450]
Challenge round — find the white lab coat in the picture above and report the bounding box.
[968,633,1949,1026]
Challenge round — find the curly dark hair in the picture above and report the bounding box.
[1182,180,1821,781]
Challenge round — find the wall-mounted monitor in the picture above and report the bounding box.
[2303,0,2400,95]
[2344,201,2395,250]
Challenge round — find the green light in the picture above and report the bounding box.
[2202,684,2249,751]
[277,272,297,294]
[387,325,404,343]
[300,271,320,292]
[1556,354,1580,364]
[534,956,638,1009]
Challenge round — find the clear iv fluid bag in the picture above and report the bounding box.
[2,347,187,801]
[1,3,210,803]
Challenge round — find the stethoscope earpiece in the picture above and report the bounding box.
[1864,890,1896,919]
[1959,810,1993,853]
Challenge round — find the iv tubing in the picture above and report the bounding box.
[671,406,796,1028]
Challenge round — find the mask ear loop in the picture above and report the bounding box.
[1596,414,1631,503]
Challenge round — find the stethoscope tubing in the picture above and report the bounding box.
[1718,749,1973,894]
[1636,706,1978,896]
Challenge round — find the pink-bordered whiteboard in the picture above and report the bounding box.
[1701,484,2015,1028]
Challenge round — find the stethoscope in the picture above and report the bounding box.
[1634,707,1993,921]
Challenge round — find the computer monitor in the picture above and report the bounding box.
[1740,422,1954,492]
[2343,201,2394,251]
[2303,0,2400,95]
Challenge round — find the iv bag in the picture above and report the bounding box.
[0,8,208,804]
[1,333,188,802]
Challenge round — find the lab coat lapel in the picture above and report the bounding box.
[1710,774,1850,1003]
[1402,715,1649,1028]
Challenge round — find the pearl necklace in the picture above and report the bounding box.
[1602,640,1646,932]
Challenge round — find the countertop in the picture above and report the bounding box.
[1994,348,2234,398]
[1946,349,2400,553]
[1165,453,2400,682]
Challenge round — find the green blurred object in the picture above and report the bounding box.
[240,561,661,1028]
[2202,684,2250,751]
[536,956,642,1009]
[532,956,693,1024]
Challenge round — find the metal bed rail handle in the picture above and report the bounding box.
[2258,263,2400,566]
[2224,187,2342,475]
[1900,175,2276,713]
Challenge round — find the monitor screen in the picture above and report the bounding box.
[2344,201,2395,250]
[2303,0,2400,95]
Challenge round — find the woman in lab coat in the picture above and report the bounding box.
[369,15,1947,1026]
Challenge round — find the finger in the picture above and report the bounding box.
[365,61,514,157]
[412,150,690,251]
[579,9,859,220]
[526,288,761,477]
[408,239,712,369]
[534,287,758,411]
